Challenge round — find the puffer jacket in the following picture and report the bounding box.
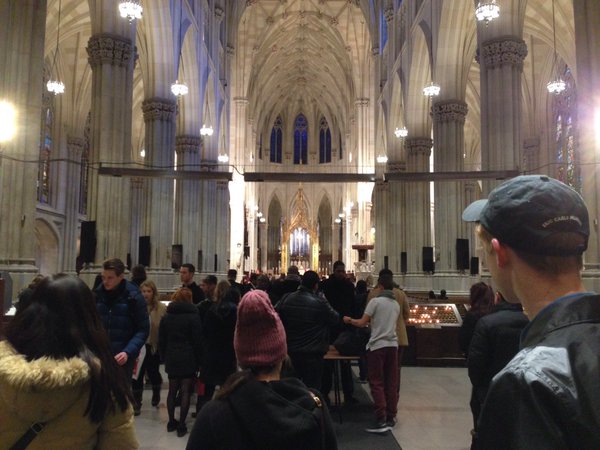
[95,279,150,358]
[276,286,339,355]
[478,293,600,449]
[186,377,337,450]
[0,340,138,450]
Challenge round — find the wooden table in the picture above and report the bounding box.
[323,346,361,422]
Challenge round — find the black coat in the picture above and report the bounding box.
[158,302,203,378]
[186,377,338,450]
[202,302,237,385]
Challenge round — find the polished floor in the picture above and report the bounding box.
[134,367,472,450]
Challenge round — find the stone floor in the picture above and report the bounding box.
[134,366,473,450]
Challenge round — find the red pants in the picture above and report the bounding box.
[367,346,399,421]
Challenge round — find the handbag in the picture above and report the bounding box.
[333,328,370,356]
[9,422,46,450]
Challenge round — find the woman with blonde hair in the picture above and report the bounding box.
[0,274,137,449]
[159,287,203,437]
[131,280,167,414]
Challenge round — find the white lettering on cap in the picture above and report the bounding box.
[541,215,582,228]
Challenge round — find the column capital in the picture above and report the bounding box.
[405,138,432,157]
[384,7,394,23]
[142,97,178,122]
[87,33,133,68]
[67,136,85,157]
[387,161,406,173]
[234,97,248,105]
[355,98,369,107]
[214,6,224,21]
[432,100,468,124]
[226,44,235,56]
[480,36,528,70]
[175,134,201,155]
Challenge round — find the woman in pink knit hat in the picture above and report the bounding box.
[186,289,337,450]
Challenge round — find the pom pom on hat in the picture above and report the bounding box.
[234,289,287,367]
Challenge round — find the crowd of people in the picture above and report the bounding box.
[2,174,599,449]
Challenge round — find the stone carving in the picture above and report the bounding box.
[387,161,406,173]
[87,34,133,68]
[405,138,433,157]
[481,37,528,70]
[175,135,201,155]
[384,7,394,23]
[355,98,369,107]
[142,98,177,122]
[67,136,85,157]
[432,100,468,124]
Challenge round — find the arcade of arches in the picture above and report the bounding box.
[1,0,599,297]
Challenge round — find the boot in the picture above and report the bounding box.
[151,385,161,407]
[133,389,143,416]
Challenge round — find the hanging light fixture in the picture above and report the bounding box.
[217,153,229,163]
[376,154,388,164]
[200,124,214,136]
[394,127,408,138]
[171,0,188,97]
[547,0,565,94]
[423,1,440,98]
[475,1,500,26]
[47,0,65,95]
[119,0,143,22]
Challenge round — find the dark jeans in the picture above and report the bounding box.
[321,360,354,398]
[132,345,163,392]
[289,352,325,392]
[367,346,399,421]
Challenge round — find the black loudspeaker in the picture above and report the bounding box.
[384,256,389,269]
[80,221,97,263]
[422,247,434,273]
[139,236,151,267]
[244,245,250,258]
[400,252,407,274]
[470,257,479,275]
[171,244,182,269]
[456,238,470,270]
[197,250,203,273]
[214,254,218,272]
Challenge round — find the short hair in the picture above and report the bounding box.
[181,263,195,273]
[378,268,393,277]
[377,274,394,290]
[103,258,125,276]
[227,269,238,278]
[203,275,218,285]
[256,274,271,290]
[333,260,345,271]
[477,224,583,276]
[172,287,193,304]
[287,265,299,275]
[301,270,320,289]
[130,264,147,282]
[356,279,368,294]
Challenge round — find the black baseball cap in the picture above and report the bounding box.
[462,175,589,256]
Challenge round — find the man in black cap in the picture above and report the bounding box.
[462,175,600,449]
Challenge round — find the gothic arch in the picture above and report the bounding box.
[35,218,60,276]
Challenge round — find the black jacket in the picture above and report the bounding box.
[276,286,339,355]
[158,302,203,377]
[478,293,600,449]
[184,281,205,305]
[202,301,237,385]
[186,377,338,450]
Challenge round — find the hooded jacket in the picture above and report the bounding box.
[186,377,337,450]
[0,340,138,450]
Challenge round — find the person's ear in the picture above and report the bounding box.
[491,238,510,268]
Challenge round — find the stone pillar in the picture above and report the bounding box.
[464,181,481,258]
[259,220,267,272]
[86,33,135,264]
[386,161,406,274]
[432,100,468,272]
[373,180,389,271]
[129,177,146,267]
[404,138,432,273]
[522,137,540,174]
[174,135,202,265]
[0,0,47,290]
[354,98,370,168]
[63,136,85,272]
[479,37,527,194]
[142,97,177,270]
[215,180,230,273]
[574,1,600,273]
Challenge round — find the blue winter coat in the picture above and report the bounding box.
[95,279,150,358]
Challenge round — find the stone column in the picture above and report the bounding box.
[215,180,230,273]
[464,181,480,258]
[522,137,540,174]
[142,98,177,270]
[129,177,146,267]
[479,37,527,194]
[63,136,85,272]
[86,33,135,264]
[354,98,370,168]
[404,138,432,273]
[432,100,468,272]
[0,0,47,290]
[386,161,406,274]
[259,220,267,272]
[574,1,600,273]
[174,135,202,266]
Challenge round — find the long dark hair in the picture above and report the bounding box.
[4,274,132,423]
[469,282,495,316]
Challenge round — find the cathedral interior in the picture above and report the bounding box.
[1,0,599,300]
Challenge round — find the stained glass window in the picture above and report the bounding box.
[38,106,52,204]
[553,66,579,190]
[270,115,283,163]
[294,114,308,165]
[319,116,332,163]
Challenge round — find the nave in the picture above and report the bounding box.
[134,367,472,450]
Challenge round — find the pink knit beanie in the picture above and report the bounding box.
[234,289,287,367]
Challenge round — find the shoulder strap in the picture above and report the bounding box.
[308,389,326,450]
[10,422,46,450]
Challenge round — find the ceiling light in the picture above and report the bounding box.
[423,82,441,97]
[119,0,143,22]
[475,1,500,26]
[394,127,408,138]
[376,154,388,164]
[171,80,188,97]
[200,124,214,136]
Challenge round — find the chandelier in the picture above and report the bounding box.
[394,127,408,138]
[200,124,214,136]
[217,153,229,163]
[547,0,565,95]
[171,0,188,97]
[119,0,143,22]
[376,154,388,164]
[475,1,500,26]
[47,0,64,95]
[423,82,441,97]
